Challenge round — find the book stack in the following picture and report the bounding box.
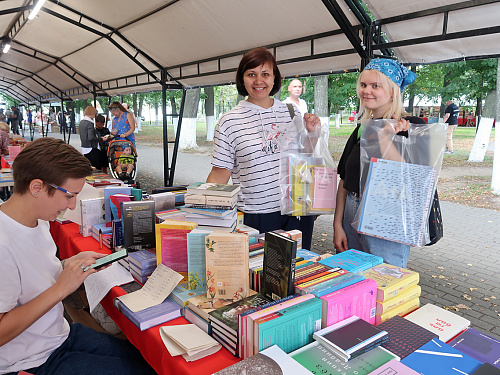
[155,208,187,223]
[169,282,205,311]
[208,293,271,356]
[128,249,157,284]
[114,297,182,331]
[149,191,176,212]
[313,315,389,362]
[293,262,349,295]
[91,223,112,249]
[362,263,421,325]
[183,182,240,232]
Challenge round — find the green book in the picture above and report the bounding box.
[255,297,322,354]
[290,341,399,375]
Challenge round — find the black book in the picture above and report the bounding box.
[472,363,500,375]
[121,200,155,251]
[262,232,297,301]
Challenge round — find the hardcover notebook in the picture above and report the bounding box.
[401,338,482,374]
[313,315,388,362]
[377,315,438,359]
[448,327,500,368]
[404,303,470,342]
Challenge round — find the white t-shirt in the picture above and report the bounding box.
[212,99,300,214]
[283,97,308,118]
[0,210,69,374]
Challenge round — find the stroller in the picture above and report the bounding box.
[107,139,138,186]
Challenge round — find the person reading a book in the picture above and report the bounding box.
[115,144,135,180]
[206,47,321,251]
[333,58,426,268]
[0,137,155,375]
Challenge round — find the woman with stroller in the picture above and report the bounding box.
[108,102,136,148]
[333,58,426,268]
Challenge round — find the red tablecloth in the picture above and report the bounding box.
[50,221,240,375]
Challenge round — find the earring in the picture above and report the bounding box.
[34,193,38,196]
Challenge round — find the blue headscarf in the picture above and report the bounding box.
[363,58,416,92]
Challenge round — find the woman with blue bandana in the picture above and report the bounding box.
[333,58,426,268]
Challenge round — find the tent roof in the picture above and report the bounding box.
[1,0,500,103]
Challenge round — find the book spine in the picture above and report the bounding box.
[378,273,419,302]
[348,334,389,360]
[311,274,366,297]
[376,285,421,315]
[375,297,420,325]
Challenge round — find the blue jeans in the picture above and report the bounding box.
[244,211,315,250]
[12,323,155,375]
[343,192,410,268]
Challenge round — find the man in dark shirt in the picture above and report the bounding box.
[68,107,76,134]
[443,100,459,154]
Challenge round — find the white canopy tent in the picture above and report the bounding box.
[0,0,499,102]
[0,0,499,183]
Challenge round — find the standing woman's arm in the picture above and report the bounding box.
[124,112,136,137]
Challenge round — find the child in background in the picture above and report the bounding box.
[115,145,134,180]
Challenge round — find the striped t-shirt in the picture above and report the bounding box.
[212,99,301,214]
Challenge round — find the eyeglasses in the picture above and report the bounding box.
[46,182,74,198]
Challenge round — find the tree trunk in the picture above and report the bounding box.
[205,87,215,141]
[178,88,201,150]
[314,75,329,133]
[138,94,144,120]
[170,97,177,116]
[154,103,159,126]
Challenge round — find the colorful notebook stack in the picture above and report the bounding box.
[362,263,421,325]
[128,249,157,284]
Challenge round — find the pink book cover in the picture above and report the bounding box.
[367,359,419,375]
[311,167,337,209]
[243,293,316,359]
[157,227,192,274]
[110,194,131,220]
[320,278,377,327]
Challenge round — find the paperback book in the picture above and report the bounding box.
[121,200,155,251]
[205,232,249,300]
[313,315,388,362]
[291,341,399,375]
[186,182,240,197]
[186,228,213,291]
[404,303,470,342]
[262,231,297,301]
[377,314,438,359]
[114,297,181,331]
[448,327,500,368]
[401,339,482,374]
[80,197,105,237]
[319,249,383,273]
[363,263,419,302]
[367,359,420,375]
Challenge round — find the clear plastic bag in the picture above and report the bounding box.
[353,119,447,246]
[280,122,337,216]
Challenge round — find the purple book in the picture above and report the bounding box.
[448,327,500,368]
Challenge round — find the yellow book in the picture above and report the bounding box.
[375,297,420,325]
[292,164,307,216]
[295,268,348,289]
[155,219,198,281]
[363,263,419,302]
[376,285,421,315]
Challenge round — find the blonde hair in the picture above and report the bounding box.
[356,70,408,121]
[0,122,9,132]
[84,106,98,117]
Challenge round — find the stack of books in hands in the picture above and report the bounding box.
[362,263,421,325]
[312,315,389,362]
[160,323,221,362]
[182,182,240,232]
[128,249,157,284]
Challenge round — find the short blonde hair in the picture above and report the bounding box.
[0,122,9,132]
[84,106,98,117]
[356,69,407,121]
